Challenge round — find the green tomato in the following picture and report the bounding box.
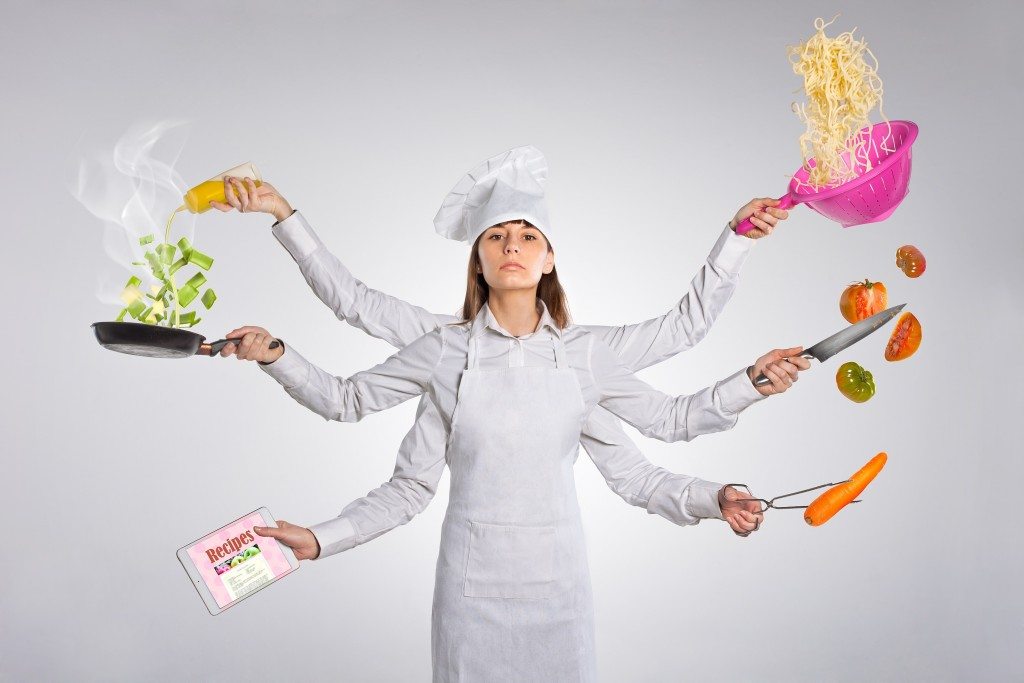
[836,361,875,403]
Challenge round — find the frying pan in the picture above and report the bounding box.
[91,321,279,359]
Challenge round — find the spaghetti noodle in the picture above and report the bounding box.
[788,16,890,189]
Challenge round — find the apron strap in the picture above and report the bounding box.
[552,332,567,370]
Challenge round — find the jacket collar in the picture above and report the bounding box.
[469,299,562,341]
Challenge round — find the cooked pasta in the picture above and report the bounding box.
[788,16,890,189]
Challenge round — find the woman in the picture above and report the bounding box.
[217,147,808,680]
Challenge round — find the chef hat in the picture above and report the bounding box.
[433,145,551,245]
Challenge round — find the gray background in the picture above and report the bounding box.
[3,0,1021,680]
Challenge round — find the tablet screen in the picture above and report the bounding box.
[183,511,296,609]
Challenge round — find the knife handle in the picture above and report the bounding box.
[751,353,815,388]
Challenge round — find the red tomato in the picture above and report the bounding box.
[896,245,926,278]
[885,312,922,361]
[840,279,888,324]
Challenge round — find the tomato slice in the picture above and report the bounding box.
[885,312,922,361]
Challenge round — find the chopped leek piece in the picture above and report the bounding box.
[127,299,147,319]
[185,272,207,290]
[115,307,128,322]
[178,284,199,307]
[152,300,165,317]
[139,234,154,246]
[156,243,176,265]
[188,248,214,271]
[201,288,217,310]
[156,284,169,300]
[178,311,197,325]
[119,286,143,306]
[131,260,146,266]
[177,237,193,261]
[145,252,166,279]
[126,276,142,289]
[168,257,188,276]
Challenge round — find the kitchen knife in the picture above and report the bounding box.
[751,304,907,387]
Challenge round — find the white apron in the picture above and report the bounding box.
[431,332,596,682]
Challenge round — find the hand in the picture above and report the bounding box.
[220,325,285,363]
[718,485,764,537]
[254,520,321,560]
[728,197,790,239]
[209,178,294,222]
[747,346,811,396]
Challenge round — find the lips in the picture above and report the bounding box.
[500,262,524,271]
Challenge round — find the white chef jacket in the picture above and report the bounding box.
[262,294,766,559]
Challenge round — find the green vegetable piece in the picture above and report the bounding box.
[139,234,154,246]
[178,311,197,325]
[156,243,176,265]
[201,288,217,310]
[178,284,199,307]
[131,260,146,266]
[835,361,876,403]
[145,251,166,279]
[127,299,147,319]
[188,248,214,271]
[177,237,193,261]
[115,307,128,322]
[156,284,169,300]
[125,276,142,289]
[169,257,188,276]
[185,272,207,290]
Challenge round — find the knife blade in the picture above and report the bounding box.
[752,304,907,387]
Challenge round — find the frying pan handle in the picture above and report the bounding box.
[751,352,815,388]
[200,338,282,356]
[733,194,796,236]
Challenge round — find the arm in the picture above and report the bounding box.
[579,406,724,526]
[256,327,445,422]
[272,211,459,349]
[581,224,755,372]
[589,335,766,443]
[308,394,448,559]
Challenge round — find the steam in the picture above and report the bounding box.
[70,121,196,305]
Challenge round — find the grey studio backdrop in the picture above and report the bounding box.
[3,1,1020,681]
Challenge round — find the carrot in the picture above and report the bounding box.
[804,452,887,526]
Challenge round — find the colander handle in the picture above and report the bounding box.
[733,195,796,236]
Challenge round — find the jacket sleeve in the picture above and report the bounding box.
[257,328,445,422]
[579,406,724,526]
[589,335,766,443]
[271,210,459,349]
[580,224,754,372]
[308,394,448,558]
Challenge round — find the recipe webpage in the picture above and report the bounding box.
[185,511,295,608]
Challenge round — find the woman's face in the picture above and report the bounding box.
[476,221,554,292]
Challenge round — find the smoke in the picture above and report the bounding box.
[70,121,196,305]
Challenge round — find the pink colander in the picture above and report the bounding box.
[734,120,919,235]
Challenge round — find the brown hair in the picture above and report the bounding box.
[457,220,572,328]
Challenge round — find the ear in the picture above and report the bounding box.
[542,249,555,275]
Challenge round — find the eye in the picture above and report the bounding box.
[487,233,503,240]
[523,234,536,240]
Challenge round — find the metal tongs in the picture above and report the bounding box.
[724,481,861,536]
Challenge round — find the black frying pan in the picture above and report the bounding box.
[91,321,280,359]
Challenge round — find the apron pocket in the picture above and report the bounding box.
[464,521,557,599]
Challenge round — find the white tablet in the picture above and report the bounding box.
[176,507,300,615]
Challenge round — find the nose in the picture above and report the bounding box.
[504,239,520,254]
